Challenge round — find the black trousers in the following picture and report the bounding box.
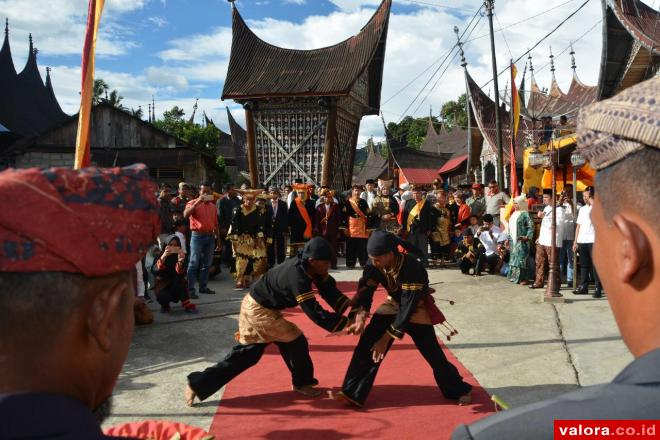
[430,242,451,260]
[459,257,475,274]
[341,314,472,406]
[268,233,286,267]
[187,334,318,401]
[346,237,367,268]
[221,238,235,274]
[476,253,501,275]
[578,243,601,292]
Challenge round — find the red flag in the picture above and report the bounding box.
[509,62,520,197]
[74,0,105,169]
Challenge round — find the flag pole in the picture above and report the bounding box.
[74,0,105,170]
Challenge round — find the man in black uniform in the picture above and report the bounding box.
[332,230,472,407]
[186,237,352,404]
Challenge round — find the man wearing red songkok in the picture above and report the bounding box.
[0,164,160,439]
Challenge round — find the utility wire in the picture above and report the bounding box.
[465,0,580,43]
[383,0,577,106]
[481,0,592,88]
[495,12,513,61]
[396,4,484,122]
[411,14,484,116]
[533,19,601,73]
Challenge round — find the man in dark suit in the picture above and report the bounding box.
[314,189,341,269]
[218,184,241,274]
[267,186,288,268]
[402,185,433,266]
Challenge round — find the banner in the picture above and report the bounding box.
[74,0,105,169]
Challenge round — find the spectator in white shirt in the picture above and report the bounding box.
[360,179,378,209]
[475,214,506,275]
[573,187,602,297]
[530,190,565,295]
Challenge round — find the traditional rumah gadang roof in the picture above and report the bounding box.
[226,107,248,172]
[598,0,660,99]
[520,53,597,120]
[221,0,391,115]
[466,70,527,164]
[420,116,468,156]
[353,141,388,184]
[0,21,68,138]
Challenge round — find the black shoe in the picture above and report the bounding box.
[592,291,603,299]
[573,287,588,295]
[199,287,216,295]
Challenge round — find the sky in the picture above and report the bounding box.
[0,0,632,147]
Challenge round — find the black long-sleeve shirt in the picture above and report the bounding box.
[352,253,429,339]
[250,256,350,332]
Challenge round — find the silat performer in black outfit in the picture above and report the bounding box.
[331,230,472,407]
[185,237,352,405]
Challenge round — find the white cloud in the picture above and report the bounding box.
[147,16,168,28]
[283,0,306,4]
[147,0,602,143]
[27,0,604,149]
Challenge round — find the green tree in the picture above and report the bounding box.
[130,107,143,119]
[93,78,109,105]
[107,89,125,110]
[441,94,468,129]
[386,116,433,150]
[153,106,231,183]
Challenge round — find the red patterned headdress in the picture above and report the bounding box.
[0,164,160,276]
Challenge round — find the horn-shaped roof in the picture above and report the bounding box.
[0,25,67,138]
[222,0,391,115]
[598,0,660,99]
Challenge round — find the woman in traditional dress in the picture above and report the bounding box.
[507,194,534,285]
[430,191,452,263]
[229,189,269,289]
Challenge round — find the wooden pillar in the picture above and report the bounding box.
[321,102,337,187]
[244,106,259,188]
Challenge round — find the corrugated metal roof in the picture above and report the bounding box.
[399,168,440,185]
[222,0,391,114]
[438,154,468,175]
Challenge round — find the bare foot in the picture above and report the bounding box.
[184,384,197,407]
[327,390,362,408]
[458,392,472,406]
[292,384,322,397]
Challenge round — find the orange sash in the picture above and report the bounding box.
[348,198,368,238]
[295,198,313,239]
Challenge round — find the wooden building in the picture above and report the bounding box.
[221,0,391,190]
[2,103,221,187]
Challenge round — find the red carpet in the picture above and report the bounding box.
[209,282,494,440]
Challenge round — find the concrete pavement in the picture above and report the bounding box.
[104,261,631,431]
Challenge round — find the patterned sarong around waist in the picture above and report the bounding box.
[375,295,432,325]
[235,294,303,345]
[232,234,267,259]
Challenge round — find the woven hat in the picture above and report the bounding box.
[577,77,659,170]
[237,189,264,200]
